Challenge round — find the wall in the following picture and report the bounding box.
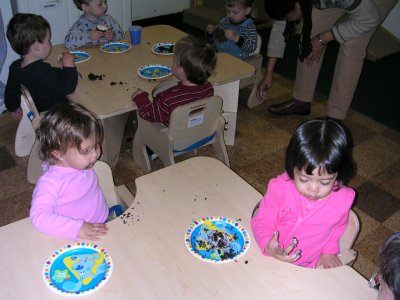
[382,0,400,39]
[0,1,19,85]
[131,0,190,21]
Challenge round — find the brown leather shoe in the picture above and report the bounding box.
[268,98,311,116]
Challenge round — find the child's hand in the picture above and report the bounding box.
[266,231,302,263]
[103,30,115,41]
[206,24,216,34]
[61,52,75,67]
[224,29,239,43]
[316,254,342,269]
[89,29,104,42]
[11,107,23,120]
[78,222,108,241]
[131,88,145,101]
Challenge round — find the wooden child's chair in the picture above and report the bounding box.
[240,34,264,108]
[92,160,135,212]
[15,85,43,183]
[133,95,230,173]
[251,201,360,266]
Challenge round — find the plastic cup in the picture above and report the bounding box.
[129,25,142,45]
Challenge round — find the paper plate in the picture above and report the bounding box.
[137,64,172,80]
[151,42,175,55]
[70,51,91,63]
[58,51,91,64]
[43,243,113,296]
[185,216,250,263]
[99,42,131,54]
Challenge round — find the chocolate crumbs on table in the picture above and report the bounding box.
[88,72,104,80]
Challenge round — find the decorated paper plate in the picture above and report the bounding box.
[137,64,172,80]
[185,216,250,263]
[99,42,131,54]
[43,243,113,296]
[58,51,91,64]
[151,42,175,55]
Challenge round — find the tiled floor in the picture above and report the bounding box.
[1,72,399,280]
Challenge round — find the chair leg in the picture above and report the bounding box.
[246,84,261,109]
[212,117,230,167]
[133,132,152,173]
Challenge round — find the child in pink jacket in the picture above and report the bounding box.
[251,118,357,268]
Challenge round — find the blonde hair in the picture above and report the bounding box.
[173,35,216,84]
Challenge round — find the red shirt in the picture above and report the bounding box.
[133,82,214,125]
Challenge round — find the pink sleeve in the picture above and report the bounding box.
[322,188,355,254]
[250,178,283,255]
[30,177,83,240]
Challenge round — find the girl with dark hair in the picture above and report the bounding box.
[251,118,357,268]
[257,0,397,121]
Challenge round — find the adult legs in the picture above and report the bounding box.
[293,8,346,103]
[326,0,399,119]
[269,8,345,116]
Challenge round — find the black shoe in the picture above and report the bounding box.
[268,98,311,116]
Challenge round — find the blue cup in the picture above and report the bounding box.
[129,25,142,45]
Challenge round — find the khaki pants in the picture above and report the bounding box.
[293,0,398,119]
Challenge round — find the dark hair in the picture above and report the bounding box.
[38,102,103,165]
[285,118,356,189]
[380,232,400,300]
[264,0,313,61]
[173,35,217,85]
[6,13,51,55]
[73,0,91,10]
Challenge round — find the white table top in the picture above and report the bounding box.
[0,157,376,299]
[46,25,255,118]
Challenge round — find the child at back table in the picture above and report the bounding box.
[30,102,109,241]
[131,35,216,126]
[206,0,258,59]
[5,13,78,119]
[251,118,357,268]
[65,0,125,49]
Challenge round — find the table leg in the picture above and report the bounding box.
[213,80,240,146]
[100,112,130,168]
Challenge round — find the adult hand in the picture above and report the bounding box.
[265,231,302,263]
[88,29,104,42]
[61,52,75,67]
[257,73,273,102]
[78,222,108,241]
[316,253,342,268]
[304,36,326,66]
[206,24,216,35]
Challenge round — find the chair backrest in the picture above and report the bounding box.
[15,85,41,157]
[20,84,41,129]
[168,96,223,152]
[339,210,360,251]
[93,160,119,208]
[250,34,262,56]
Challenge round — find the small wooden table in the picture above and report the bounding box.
[47,25,255,168]
[0,157,377,299]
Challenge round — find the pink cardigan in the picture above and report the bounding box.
[251,172,355,268]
